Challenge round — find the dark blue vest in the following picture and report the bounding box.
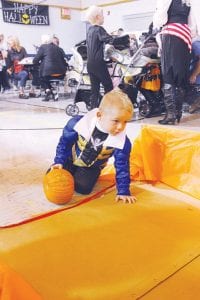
[167,0,190,24]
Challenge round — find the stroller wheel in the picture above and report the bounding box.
[139,100,152,117]
[86,103,92,111]
[65,104,79,116]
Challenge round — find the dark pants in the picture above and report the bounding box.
[30,65,41,87]
[42,74,65,91]
[0,67,10,90]
[64,160,102,194]
[87,61,113,108]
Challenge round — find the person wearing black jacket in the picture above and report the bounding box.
[33,35,68,101]
[86,5,114,109]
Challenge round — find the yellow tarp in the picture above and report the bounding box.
[0,261,42,300]
[1,183,200,300]
[130,125,200,199]
[102,125,200,200]
[1,125,200,299]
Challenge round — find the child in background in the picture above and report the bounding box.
[51,88,136,204]
[86,5,114,109]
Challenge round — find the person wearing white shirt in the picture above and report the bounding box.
[153,0,192,125]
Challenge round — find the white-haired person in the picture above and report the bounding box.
[85,5,114,109]
[153,0,195,125]
[33,34,68,101]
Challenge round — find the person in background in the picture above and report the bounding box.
[33,34,68,101]
[117,28,125,36]
[50,88,136,204]
[188,38,200,113]
[85,5,114,109]
[153,0,194,125]
[52,35,66,57]
[6,36,29,99]
[0,34,10,93]
[183,0,200,113]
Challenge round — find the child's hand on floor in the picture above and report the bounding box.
[51,164,63,170]
[115,195,137,204]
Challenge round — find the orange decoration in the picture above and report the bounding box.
[43,169,74,205]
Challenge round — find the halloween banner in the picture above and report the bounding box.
[1,0,50,25]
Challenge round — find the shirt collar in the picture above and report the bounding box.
[74,109,126,149]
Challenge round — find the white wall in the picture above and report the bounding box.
[0,1,85,54]
[81,0,156,33]
[104,0,156,32]
[0,0,157,54]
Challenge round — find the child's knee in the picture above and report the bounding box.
[75,182,93,194]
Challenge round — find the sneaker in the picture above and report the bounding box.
[189,98,200,114]
[42,90,52,101]
[42,94,51,101]
[53,93,59,101]
[13,85,19,91]
[1,87,11,94]
[19,93,29,99]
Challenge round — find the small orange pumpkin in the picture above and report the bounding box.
[43,169,74,205]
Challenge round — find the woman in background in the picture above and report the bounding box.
[6,36,29,99]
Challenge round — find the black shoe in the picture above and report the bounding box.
[19,93,29,99]
[29,92,37,98]
[42,96,50,101]
[176,112,182,123]
[42,90,51,101]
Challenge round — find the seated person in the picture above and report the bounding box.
[6,36,29,99]
[188,39,200,113]
[0,33,10,92]
[50,88,136,204]
[33,34,68,101]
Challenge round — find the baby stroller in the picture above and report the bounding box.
[65,34,165,118]
[105,33,165,117]
[65,36,131,116]
[65,40,91,116]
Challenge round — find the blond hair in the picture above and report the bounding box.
[99,88,134,116]
[182,0,191,5]
[85,5,103,25]
[7,36,22,52]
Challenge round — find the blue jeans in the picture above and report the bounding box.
[191,41,200,84]
[13,70,29,87]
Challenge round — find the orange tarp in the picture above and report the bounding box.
[1,125,200,299]
[102,125,200,200]
[0,261,42,300]
[1,184,200,300]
